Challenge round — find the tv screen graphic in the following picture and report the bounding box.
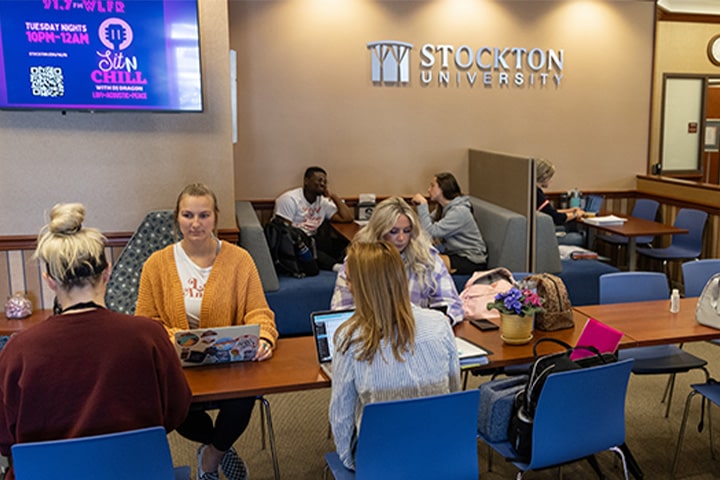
[0,0,203,112]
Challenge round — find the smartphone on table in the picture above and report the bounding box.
[469,318,499,331]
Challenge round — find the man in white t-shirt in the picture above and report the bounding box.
[274,166,353,270]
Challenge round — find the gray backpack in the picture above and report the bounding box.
[696,273,720,329]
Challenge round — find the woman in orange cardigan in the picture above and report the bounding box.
[136,183,277,480]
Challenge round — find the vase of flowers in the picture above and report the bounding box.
[487,287,544,345]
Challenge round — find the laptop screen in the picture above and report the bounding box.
[311,309,355,364]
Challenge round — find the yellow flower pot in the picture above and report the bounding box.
[500,313,534,345]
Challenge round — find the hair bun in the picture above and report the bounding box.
[48,203,85,235]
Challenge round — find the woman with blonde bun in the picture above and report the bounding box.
[0,203,191,480]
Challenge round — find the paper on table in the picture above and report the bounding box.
[583,215,627,226]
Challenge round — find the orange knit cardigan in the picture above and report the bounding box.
[135,241,278,346]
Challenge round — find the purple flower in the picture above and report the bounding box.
[487,286,544,317]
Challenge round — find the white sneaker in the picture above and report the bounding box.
[196,445,220,480]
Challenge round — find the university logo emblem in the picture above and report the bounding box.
[367,41,413,84]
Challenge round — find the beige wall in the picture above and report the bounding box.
[230,0,655,201]
[0,0,234,236]
[651,20,720,166]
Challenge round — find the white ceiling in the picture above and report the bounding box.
[658,0,720,16]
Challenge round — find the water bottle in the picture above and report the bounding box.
[297,240,313,263]
[569,188,581,208]
[670,288,680,313]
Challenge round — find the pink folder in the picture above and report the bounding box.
[570,318,624,360]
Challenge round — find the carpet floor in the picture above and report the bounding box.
[169,340,720,479]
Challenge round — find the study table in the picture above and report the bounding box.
[331,220,363,243]
[580,214,687,271]
[453,310,636,369]
[7,303,719,480]
[0,309,52,335]
[0,311,326,480]
[574,296,720,346]
[0,312,330,402]
[184,336,329,402]
[10,302,717,383]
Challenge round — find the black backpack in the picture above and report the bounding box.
[264,217,319,278]
[508,338,616,460]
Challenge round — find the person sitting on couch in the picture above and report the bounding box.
[412,172,487,274]
[274,166,354,270]
[331,196,464,325]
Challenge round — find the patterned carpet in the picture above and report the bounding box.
[169,341,720,479]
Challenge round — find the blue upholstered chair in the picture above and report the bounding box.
[105,210,176,315]
[637,208,708,274]
[681,259,720,297]
[11,426,189,480]
[599,272,709,417]
[323,390,480,480]
[480,359,634,479]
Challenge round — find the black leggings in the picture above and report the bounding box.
[176,397,255,452]
[448,254,487,275]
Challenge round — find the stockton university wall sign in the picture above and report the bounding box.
[367,40,563,88]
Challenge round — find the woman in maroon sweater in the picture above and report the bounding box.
[0,203,191,480]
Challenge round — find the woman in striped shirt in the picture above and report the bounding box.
[328,241,461,470]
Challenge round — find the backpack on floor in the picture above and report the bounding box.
[521,273,574,331]
[264,217,319,278]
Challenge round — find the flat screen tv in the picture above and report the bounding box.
[0,0,203,112]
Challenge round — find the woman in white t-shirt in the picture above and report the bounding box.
[136,183,277,480]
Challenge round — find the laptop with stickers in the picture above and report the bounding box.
[310,309,355,379]
[173,324,260,367]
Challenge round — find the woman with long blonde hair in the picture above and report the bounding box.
[331,196,463,324]
[136,183,277,480]
[328,241,460,470]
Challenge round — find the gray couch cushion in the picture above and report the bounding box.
[535,212,562,274]
[468,196,562,274]
[469,196,528,272]
[236,201,280,292]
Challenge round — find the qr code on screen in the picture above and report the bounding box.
[29,66,65,98]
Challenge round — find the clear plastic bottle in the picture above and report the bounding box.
[670,288,680,313]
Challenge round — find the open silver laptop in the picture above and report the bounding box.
[310,309,355,379]
[173,324,260,367]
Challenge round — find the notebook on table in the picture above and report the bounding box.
[173,324,260,367]
[311,309,355,379]
[570,318,624,360]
